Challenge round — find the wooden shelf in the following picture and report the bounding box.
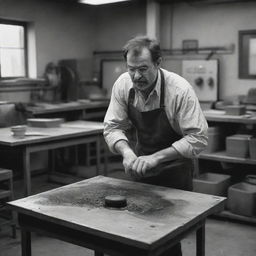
[215,210,256,224]
[203,110,256,124]
[0,78,57,92]
[199,151,256,165]
[93,44,235,56]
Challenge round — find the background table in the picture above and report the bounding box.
[0,121,104,196]
[8,175,226,256]
[23,100,109,121]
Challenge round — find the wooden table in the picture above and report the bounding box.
[8,175,226,256]
[0,121,104,196]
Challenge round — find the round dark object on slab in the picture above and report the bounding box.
[104,195,127,208]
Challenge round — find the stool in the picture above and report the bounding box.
[0,168,16,238]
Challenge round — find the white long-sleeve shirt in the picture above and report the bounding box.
[104,68,208,158]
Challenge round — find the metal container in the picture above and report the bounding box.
[226,134,252,158]
[193,172,231,196]
[225,105,246,116]
[228,176,256,217]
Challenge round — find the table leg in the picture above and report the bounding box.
[193,158,200,177]
[94,251,104,256]
[96,136,101,176]
[72,145,79,174]
[49,150,56,173]
[85,143,90,166]
[23,148,31,196]
[102,139,108,176]
[196,222,205,256]
[9,176,17,238]
[21,228,31,256]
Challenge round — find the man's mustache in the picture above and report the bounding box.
[133,78,147,83]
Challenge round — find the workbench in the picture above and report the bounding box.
[24,100,109,121]
[0,121,104,196]
[8,175,226,256]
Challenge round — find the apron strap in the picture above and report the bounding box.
[159,69,165,109]
[128,87,135,105]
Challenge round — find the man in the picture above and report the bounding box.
[103,36,208,255]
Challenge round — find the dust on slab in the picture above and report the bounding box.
[36,182,187,216]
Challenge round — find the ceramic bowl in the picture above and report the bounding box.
[11,125,27,138]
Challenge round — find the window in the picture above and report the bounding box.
[0,20,27,79]
[239,30,256,79]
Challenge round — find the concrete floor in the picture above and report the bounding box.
[1,171,256,256]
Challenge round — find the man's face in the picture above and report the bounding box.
[126,47,159,93]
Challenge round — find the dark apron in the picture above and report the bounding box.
[127,69,193,191]
[127,69,192,256]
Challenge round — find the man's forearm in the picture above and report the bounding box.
[114,140,135,158]
[152,146,182,165]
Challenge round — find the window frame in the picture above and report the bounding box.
[239,29,256,79]
[0,18,28,80]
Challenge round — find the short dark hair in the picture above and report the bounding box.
[123,35,162,64]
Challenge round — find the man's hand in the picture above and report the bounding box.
[131,155,159,177]
[114,140,138,175]
[122,151,137,175]
[130,147,181,177]
[115,140,181,178]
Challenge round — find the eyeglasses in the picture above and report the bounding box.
[127,66,150,75]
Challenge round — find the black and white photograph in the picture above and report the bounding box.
[0,0,256,256]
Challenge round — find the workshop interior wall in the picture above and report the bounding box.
[1,1,256,100]
[171,2,256,100]
[95,1,256,100]
[0,0,96,77]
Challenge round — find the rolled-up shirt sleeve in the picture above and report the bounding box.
[103,75,131,153]
[171,85,208,158]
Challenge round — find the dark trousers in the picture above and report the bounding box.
[133,158,193,256]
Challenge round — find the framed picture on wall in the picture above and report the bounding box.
[239,30,256,79]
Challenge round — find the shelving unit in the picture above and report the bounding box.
[198,110,256,223]
[0,78,51,92]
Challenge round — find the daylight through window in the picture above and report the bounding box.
[0,21,26,78]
